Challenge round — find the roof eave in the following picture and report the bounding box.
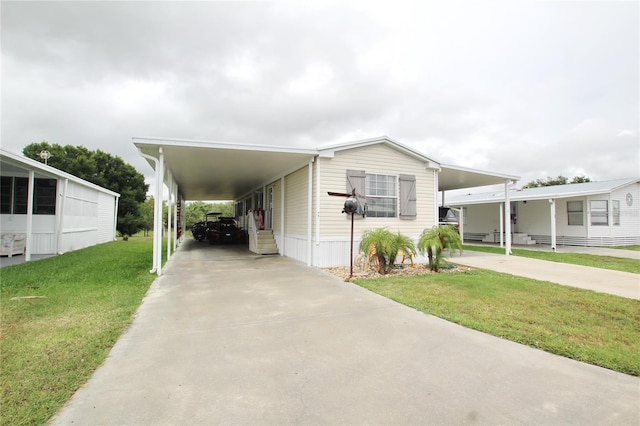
[0,148,121,197]
[317,135,441,167]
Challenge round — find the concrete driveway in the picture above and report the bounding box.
[451,250,640,299]
[51,241,639,425]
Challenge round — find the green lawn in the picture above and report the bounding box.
[464,244,640,274]
[0,238,158,426]
[614,245,640,251]
[354,269,640,376]
[2,238,638,425]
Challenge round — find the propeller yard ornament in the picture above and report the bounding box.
[327,188,368,279]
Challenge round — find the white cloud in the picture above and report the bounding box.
[1,0,638,189]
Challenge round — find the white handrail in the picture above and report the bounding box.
[247,210,259,253]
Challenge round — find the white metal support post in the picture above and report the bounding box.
[25,170,35,261]
[113,195,119,241]
[315,156,320,246]
[280,174,285,256]
[137,146,163,274]
[549,199,557,251]
[504,180,512,255]
[56,178,69,254]
[166,173,173,261]
[499,204,504,248]
[173,184,179,251]
[155,148,164,275]
[307,157,313,266]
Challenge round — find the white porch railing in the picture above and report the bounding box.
[247,210,258,253]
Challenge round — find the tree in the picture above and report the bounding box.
[359,228,416,275]
[417,225,463,272]
[212,201,234,217]
[23,141,149,236]
[523,175,591,189]
[140,197,155,236]
[185,201,214,229]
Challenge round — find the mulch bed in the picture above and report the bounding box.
[323,262,472,281]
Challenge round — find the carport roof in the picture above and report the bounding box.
[135,137,317,200]
[133,136,519,200]
[446,178,640,205]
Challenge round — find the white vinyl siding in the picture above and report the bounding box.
[283,166,309,236]
[317,143,435,239]
[612,200,620,225]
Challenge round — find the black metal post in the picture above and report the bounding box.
[349,212,354,278]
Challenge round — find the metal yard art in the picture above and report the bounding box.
[327,188,368,279]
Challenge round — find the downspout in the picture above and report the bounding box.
[307,157,314,266]
[137,147,163,275]
[56,178,68,254]
[25,170,35,262]
[549,199,557,251]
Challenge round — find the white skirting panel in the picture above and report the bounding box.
[313,239,356,268]
[530,234,640,247]
[313,238,427,268]
[60,229,99,254]
[280,234,431,268]
[31,233,56,254]
[282,235,308,264]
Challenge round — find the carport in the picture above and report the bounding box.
[134,136,519,275]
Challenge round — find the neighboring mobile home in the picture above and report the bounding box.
[0,148,120,260]
[135,136,519,274]
[446,178,640,248]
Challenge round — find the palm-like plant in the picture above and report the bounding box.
[359,228,416,274]
[417,225,463,272]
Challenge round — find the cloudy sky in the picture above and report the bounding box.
[2,0,638,192]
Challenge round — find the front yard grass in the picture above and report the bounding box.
[354,269,640,376]
[0,238,158,426]
[464,244,640,274]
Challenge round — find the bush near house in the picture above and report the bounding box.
[359,228,416,274]
[417,225,463,272]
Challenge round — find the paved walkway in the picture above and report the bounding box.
[452,251,640,299]
[50,240,639,425]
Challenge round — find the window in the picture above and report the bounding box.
[13,178,28,214]
[612,200,620,225]
[567,201,583,226]
[0,176,56,215]
[590,200,608,226]
[0,177,11,214]
[366,174,397,218]
[34,179,57,214]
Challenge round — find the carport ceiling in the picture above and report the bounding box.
[134,138,317,200]
[439,164,519,191]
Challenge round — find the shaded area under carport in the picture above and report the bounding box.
[51,239,639,425]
